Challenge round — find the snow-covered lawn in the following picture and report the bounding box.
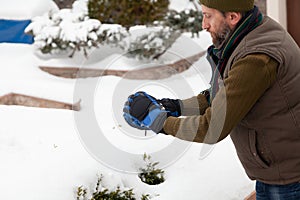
[0,39,255,200]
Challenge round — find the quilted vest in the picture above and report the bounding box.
[225,16,300,184]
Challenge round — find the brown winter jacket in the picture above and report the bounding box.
[163,16,300,184]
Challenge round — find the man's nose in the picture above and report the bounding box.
[202,18,209,30]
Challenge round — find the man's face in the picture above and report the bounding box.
[201,5,232,48]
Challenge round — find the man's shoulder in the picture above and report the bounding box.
[230,18,286,65]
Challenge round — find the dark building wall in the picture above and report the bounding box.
[287,0,300,47]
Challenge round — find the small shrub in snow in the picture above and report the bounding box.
[76,174,152,200]
[138,153,165,185]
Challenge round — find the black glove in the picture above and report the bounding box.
[123,91,168,133]
[158,98,182,117]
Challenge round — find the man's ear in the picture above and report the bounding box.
[226,12,242,28]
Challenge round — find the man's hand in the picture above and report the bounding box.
[123,91,168,133]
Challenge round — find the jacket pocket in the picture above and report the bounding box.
[248,130,270,169]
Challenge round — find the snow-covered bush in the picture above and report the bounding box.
[122,8,203,59]
[25,8,128,57]
[26,0,203,60]
[121,26,181,60]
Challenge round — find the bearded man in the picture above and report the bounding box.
[123,1,300,199]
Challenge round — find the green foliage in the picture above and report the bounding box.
[77,186,87,200]
[141,194,151,200]
[164,9,203,37]
[76,174,151,200]
[92,187,136,200]
[88,0,169,29]
[138,153,165,185]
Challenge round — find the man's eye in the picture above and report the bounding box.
[204,14,211,18]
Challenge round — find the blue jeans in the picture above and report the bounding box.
[256,181,300,200]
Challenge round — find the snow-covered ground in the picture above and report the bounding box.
[0,0,255,199]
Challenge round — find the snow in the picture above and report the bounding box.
[0,0,255,199]
[169,0,201,12]
[0,0,58,20]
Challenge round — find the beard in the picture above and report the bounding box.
[211,22,232,48]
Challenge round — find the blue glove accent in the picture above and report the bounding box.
[123,112,150,130]
[169,110,179,117]
[142,107,168,132]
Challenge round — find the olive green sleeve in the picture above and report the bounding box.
[163,54,278,144]
[180,93,209,116]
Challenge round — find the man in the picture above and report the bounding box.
[123,0,300,199]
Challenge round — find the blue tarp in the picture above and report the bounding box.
[0,19,34,44]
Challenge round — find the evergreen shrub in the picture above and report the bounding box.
[88,0,169,29]
[138,153,165,185]
[76,174,151,200]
